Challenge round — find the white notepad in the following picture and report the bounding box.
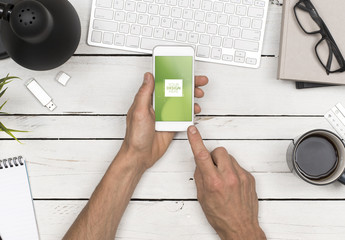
[0,156,40,240]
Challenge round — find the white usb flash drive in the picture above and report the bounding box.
[26,78,57,111]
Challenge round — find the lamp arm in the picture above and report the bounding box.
[0,2,13,21]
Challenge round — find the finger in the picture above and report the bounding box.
[187,125,217,176]
[211,147,237,174]
[134,72,154,108]
[229,153,249,175]
[195,76,209,87]
[195,88,204,98]
[194,103,201,114]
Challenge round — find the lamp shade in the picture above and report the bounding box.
[0,0,81,70]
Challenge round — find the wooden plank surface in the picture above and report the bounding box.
[35,200,345,240]
[2,140,345,199]
[2,57,345,115]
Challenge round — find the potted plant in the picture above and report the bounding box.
[0,74,25,142]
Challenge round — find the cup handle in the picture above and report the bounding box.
[338,172,345,185]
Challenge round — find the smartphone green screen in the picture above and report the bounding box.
[155,56,193,122]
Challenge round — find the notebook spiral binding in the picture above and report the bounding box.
[0,156,24,170]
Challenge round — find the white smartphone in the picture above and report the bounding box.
[153,46,195,132]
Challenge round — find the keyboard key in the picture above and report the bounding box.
[148,4,159,14]
[183,9,193,19]
[205,12,216,23]
[217,14,228,24]
[242,29,261,41]
[115,11,125,21]
[235,51,245,57]
[229,15,239,26]
[119,23,130,34]
[207,24,217,34]
[225,3,235,14]
[188,32,199,43]
[137,2,147,12]
[172,19,183,29]
[240,17,251,28]
[218,25,229,36]
[141,38,183,50]
[144,0,154,2]
[211,48,222,59]
[126,36,140,48]
[127,12,137,23]
[194,11,205,21]
[190,0,201,9]
[95,8,114,20]
[252,19,263,29]
[165,29,176,39]
[195,22,206,33]
[160,5,170,16]
[201,0,212,11]
[178,0,189,7]
[138,14,149,24]
[93,20,118,32]
[211,36,222,47]
[176,31,187,41]
[114,34,125,45]
[161,17,172,28]
[130,24,141,35]
[242,0,253,5]
[230,27,241,38]
[113,0,124,9]
[234,56,245,63]
[213,2,224,12]
[246,57,257,65]
[222,54,233,61]
[248,7,264,17]
[125,1,136,11]
[184,21,194,31]
[142,26,153,36]
[91,31,102,43]
[171,7,182,17]
[199,34,210,45]
[119,23,130,33]
[156,0,165,3]
[166,0,177,5]
[223,38,233,48]
[197,46,210,58]
[254,0,265,7]
[231,0,240,3]
[236,5,246,15]
[149,16,160,26]
[97,0,113,8]
[154,28,164,38]
[234,39,259,51]
[103,32,114,44]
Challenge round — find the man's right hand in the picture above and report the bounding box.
[187,126,266,240]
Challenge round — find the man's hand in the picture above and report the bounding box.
[120,72,208,173]
[187,126,266,240]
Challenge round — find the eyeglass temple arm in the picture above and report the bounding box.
[0,2,14,22]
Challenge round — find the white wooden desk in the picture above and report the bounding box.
[1,0,345,239]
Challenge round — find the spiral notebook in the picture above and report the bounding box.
[0,156,40,239]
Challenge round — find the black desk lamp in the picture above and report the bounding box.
[0,0,81,70]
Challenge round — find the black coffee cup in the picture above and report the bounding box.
[287,129,345,185]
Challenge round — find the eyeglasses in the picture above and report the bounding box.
[294,0,345,75]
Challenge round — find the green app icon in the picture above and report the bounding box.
[155,56,193,122]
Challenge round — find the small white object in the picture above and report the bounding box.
[26,78,56,111]
[325,103,345,141]
[56,72,71,86]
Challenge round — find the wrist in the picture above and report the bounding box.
[115,144,149,176]
[219,224,266,240]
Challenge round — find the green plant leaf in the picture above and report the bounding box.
[0,122,22,143]
[0,100,8,111]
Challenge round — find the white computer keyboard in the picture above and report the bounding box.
[88,0,269,68]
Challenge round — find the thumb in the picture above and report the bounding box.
[135,72,154,108]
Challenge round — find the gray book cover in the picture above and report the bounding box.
[278,0,345,85]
